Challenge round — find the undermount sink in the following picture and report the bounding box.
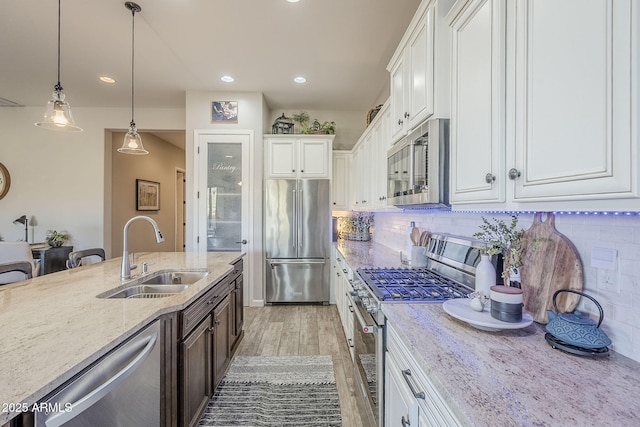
[97,269,209,299]
[140,270,209,285]
[102,284,190,299]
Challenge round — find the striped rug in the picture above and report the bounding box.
[198,355,342,427]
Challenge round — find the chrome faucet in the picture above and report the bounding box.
[121,215,164,280]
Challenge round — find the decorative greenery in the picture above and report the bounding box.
[473,216,525,280]
[291,111,336,135]
[45,230,69,247]
[338,212,374,240]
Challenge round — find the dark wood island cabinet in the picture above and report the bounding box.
[178,258,244,427]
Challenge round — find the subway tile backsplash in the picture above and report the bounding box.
[371,210,640,363]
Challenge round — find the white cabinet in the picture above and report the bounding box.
[332,249,354,359]
[449,0,506,204]
[388,2,435,143]
[385,322,462,427]
[511,0,636,203]
[449,0,639,210]
[264,135,334,179]
[350,102,391,212]
[332,151,350,211]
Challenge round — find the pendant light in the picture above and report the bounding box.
[35,0,82,132]
[118,2,148,155]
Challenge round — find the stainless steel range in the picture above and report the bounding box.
[349,233,494,427]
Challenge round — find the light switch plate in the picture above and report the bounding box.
[590,247,617,270]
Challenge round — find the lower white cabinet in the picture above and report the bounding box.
[332,249,355,358]
[385,322,461,427]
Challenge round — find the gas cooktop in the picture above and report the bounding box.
[357,267,473,302]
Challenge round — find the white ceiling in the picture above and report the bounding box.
[1,0,421,116]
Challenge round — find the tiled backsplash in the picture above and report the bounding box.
[371,210,640,363]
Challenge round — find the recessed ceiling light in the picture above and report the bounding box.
[221,75,234,83]
[294,76,307,84]
[99,76,116,84]
[287,0,300,3]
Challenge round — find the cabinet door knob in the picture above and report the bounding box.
[401,415,410,427]
[404,111,410,118]
[485,173,496,183]
[398,119,403,125]
[292,169,295,172]
[508,168,522,180]
[208,326,215,333]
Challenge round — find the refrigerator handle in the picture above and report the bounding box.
[292,188,297,250]
[298,189,303,249]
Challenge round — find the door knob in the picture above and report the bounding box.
[235,240,247,244]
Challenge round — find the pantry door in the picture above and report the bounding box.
[196,132,251,253]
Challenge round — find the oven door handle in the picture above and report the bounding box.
[351,299,378,334]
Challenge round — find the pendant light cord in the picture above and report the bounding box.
[130,6,136,126]
[55,0,62,91]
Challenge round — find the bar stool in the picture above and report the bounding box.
[67,248,106,268]
[0,261,33,283]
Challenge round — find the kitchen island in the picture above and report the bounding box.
[0,251,243,425]
[336,239,640,426]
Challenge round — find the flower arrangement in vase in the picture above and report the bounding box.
[338,212,374,241]
[473,215,525,286]
[45,230,69,248]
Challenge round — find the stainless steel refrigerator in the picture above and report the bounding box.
[264,179,330,303]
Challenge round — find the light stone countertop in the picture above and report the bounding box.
[0,251,242,424]
[336,240,640,426]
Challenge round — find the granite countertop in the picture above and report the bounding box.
[0,252,242,424]
[336,240,640,426]
[335,239,403,270]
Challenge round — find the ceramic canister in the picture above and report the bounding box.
[490,285,523,322]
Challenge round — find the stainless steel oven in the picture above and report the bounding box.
[349,279,385,427]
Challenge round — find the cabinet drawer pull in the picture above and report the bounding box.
[401,369,425,399]
[347,338,354,348]
[401,415,410,427]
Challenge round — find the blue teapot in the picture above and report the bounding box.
[546,289,612,349]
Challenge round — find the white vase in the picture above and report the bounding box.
[475,254,496,298]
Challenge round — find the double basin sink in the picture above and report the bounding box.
[97,270,209,299]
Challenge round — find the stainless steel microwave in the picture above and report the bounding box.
[387,118,450,209]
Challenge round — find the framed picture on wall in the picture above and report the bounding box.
[136,179,160,211]
[211,101,238,123]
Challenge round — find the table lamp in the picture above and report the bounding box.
[13,215,28,242]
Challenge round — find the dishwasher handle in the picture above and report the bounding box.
[45,329,158,427]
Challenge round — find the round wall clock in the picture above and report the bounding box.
[0,162,11,200]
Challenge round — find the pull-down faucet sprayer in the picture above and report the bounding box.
[121,215,164,280]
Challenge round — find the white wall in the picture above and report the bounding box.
[185,91,265,306]
[0,106,184,251]
[372,210,640,363]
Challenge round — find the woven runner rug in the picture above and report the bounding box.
[198,355,342,427]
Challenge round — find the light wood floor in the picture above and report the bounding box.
[235,305,367,427]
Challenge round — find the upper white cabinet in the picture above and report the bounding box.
[449,0,506,204]
[388,2,436,143]
[332,151,351,210]
[349,102,391,211]
[449,0,639,210]
[511,0,636,203]
[264,135,334,179]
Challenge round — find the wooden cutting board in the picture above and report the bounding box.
[520,212,583,324]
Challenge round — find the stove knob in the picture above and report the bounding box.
[367,305,379,314]
[357,290,369,298]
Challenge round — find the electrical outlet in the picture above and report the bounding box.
[597,268,620,293]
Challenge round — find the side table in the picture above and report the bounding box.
[31,245,73,276]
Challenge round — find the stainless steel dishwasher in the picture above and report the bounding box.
[35,320,161,427]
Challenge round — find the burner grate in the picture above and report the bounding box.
[357,267,473,302]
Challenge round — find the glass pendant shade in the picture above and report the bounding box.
[35,0,81,132]
[35,86,82,132]
[118,121,148,155]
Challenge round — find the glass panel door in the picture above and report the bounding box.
[206,143,242,251]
